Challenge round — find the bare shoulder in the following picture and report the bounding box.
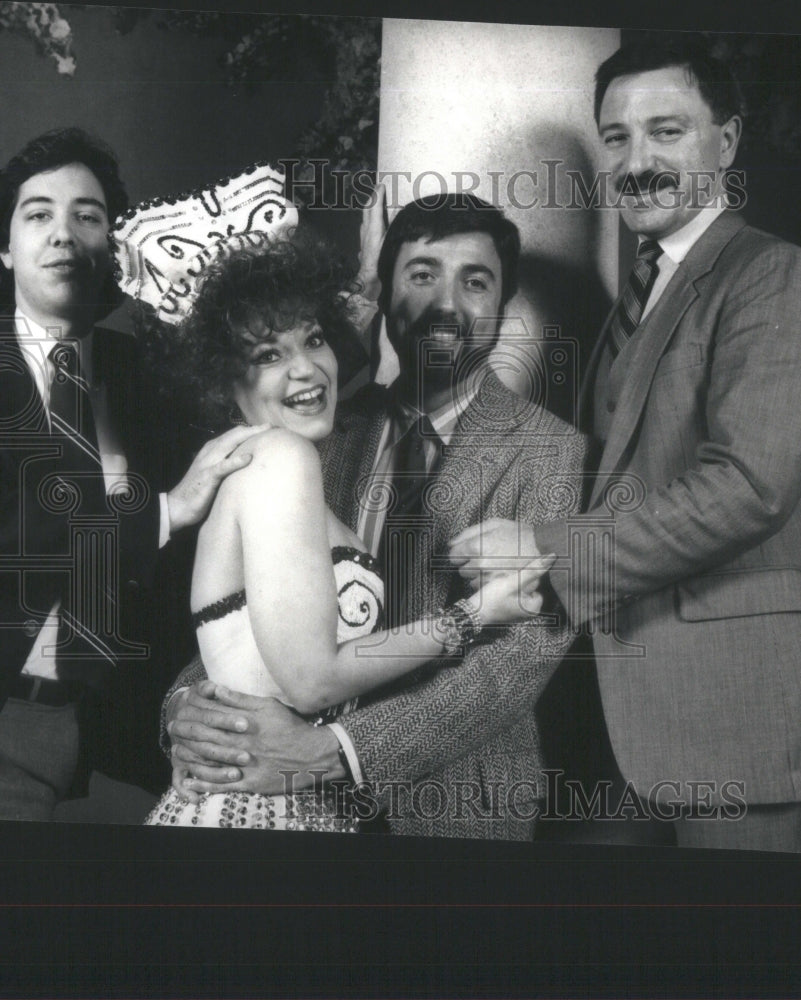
[223,429,323,506]
[234,427,320,468]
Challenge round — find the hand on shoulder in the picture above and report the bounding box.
[166,423,270,533]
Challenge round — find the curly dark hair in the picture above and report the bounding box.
[0,127,129,315]
[146,229,358,427]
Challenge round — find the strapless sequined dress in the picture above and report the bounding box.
[146,546,384,831]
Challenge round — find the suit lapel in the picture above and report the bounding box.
[93,327,171,484]
[590,212,747,502]
[344,407,386,531]
[579,304,616,428]
[0,326,48,433]
[320,384,389,530]
[430,371,561,605]
[435,372,523,541]
[92,328,136,458]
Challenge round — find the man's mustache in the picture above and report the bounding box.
[615,170,680,197]
[406,309,466,341]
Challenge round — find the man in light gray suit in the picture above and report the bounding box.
[451,35,801,852]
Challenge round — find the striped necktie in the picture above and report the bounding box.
[608,239,663,358]
[48,342,102,465]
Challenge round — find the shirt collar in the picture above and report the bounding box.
[390,369,484,447]
[14,309,94,402]
[651,201,727,266]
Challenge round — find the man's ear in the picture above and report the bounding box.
[0,247,12,271]
[720,115,742,169]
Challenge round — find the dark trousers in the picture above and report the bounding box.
[0,695,80,821]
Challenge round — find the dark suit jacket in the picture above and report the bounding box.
[0,322,195,790]
[538,213,801,804]
[318,371,588,838]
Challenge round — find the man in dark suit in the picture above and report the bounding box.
[163,194,587,839]
[0,128,262,820]
[451,36,801,852]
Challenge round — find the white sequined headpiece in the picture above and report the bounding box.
[111,162,298,324]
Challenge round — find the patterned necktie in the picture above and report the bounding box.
[608,239,663,358]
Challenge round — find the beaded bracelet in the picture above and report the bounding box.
[434,598,483,657]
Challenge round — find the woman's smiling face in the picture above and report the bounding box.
[232,317,338,441]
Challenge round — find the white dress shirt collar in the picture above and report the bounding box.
[14,308,94,409]
[391,367,485,447]
[650,201,728,265]
[637,203,729,325]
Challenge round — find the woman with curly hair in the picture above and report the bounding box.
[114,177,551,830]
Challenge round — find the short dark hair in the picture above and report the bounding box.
[594,34,744,125]
[0,127,128,248]
[376,193,520,316]
[145,230,358,427]
[0,127,129,312]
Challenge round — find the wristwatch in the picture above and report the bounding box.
[433,598,483,656]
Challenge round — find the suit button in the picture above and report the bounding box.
[607,400,616,413]
[127,579,140,593]
[23,619,41,637]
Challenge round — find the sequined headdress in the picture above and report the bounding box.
[111,162,299,324]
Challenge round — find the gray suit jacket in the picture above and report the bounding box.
[538,213,801,804]
[319,371,587,838]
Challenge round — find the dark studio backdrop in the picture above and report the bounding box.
[0,6,377,258]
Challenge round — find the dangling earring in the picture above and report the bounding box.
[228,403,249,427]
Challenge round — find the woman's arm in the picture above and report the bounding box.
[234,430,548,715]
